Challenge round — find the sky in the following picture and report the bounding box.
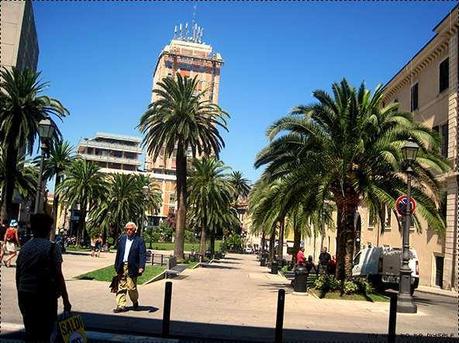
[33,1,457,183]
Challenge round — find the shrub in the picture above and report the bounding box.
[343,280,358,294]
[354,277,375,295]
[314,274,340,293]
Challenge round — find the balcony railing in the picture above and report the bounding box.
[78,140,142,153]
[78,153,141,166]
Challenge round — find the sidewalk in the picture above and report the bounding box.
[1,253,457,342]
[417,285,458,298]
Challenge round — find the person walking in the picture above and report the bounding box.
[3,219,20,267]
[113,222,146,313]
[318,247,331,274]
[95,234,103,257]
[0,219,8,262]
[16,213,71,342]
[296,247,305,266]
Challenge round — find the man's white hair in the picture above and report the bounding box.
[125,222,137,231]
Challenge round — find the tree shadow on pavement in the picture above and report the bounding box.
[222,257,242,261]
[3,311,455,343]
[126,305,159,313]
[202,264,238,270]
[213,260,240,265]
[413,295,454,307]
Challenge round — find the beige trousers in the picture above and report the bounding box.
[116,263,139,308]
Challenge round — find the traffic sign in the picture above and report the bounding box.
[395,195,416,215]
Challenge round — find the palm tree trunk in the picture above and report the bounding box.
[50,174,60,241]
[200,224,207,258]
[210,230,215,257]
[174,147,187,261]
[335,192,359,281]
[293,225,301,265]
[269,230,275,262]
[261,231,266,252]
[313,229,317,261]
[77,204,87,247]
[1,143,19,221]
[277,217,285,262]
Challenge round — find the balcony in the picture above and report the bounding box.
[78,140,142,153]
[78,153,141,166]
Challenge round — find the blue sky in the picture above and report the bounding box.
[33,1,457,183]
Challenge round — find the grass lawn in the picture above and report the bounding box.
[310,289,389,302]
[77,265,165,285]
[185,261,199,269]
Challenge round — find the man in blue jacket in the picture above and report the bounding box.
[113,222,146,313]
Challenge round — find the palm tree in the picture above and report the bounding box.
[138,73,229,260]
[41,141,74,239]
[0,67,68,221]
[248,178,285,261]
[228,171,251,205]
[57,159,107,244]
[0,148,38,204]
[188,157,235,258]
[255,79,449,280]
[135,174,162,224]
[89,174,162,243]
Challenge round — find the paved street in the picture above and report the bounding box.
[1,252,457,342]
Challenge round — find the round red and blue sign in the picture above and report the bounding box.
[395,195,416,215]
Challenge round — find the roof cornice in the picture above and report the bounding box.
[382,6,458,101]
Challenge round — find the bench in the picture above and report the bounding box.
[283,270,318,288]
[165,256,188,278]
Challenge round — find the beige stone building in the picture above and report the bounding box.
[261,6,458,291]
[145,23,224,220]
[368,5,458,290]
[0,0,39,71]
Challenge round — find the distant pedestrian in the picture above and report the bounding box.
[90,235,97,257]
[3,219,20,267]
[328,255,337,275]
[0,219,8,262]
[318,247,331,274]
[113,222,146,313]
[305,255,318,274]
[95,234,103,257]
[296,247,305,266]
[16,213,71,342]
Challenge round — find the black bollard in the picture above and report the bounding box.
[162,281,172,337]
[386,289,397,343]
[275,289,285,343]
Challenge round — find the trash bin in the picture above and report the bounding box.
[294,265,308,292]
[271,259,279,274]
[260,256,267,266]
[260,252,268,266]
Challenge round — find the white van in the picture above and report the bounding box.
[352,247,419,295]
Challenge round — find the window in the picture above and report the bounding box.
[439,58,449,93]
[353,252,361,266]
[410,83,418,111]
[368,214,376,229]
[384,206,392,230]
[433,122,449,158]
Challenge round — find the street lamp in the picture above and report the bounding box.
[141,185,149,236]
[34,118,55,214]
[397,137,419,313]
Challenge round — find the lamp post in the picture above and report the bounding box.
[397,137,419,314]
[34,118,55,214]
[141,185,149,237]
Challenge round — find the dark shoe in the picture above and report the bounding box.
[113,307,127,313]
[133,302,139,310]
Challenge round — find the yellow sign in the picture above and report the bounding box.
[58,314,87,343]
